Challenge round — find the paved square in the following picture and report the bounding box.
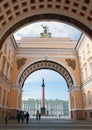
[0,117,92,130]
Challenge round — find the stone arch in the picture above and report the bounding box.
[17,60,75,88]
[0,0,92,49]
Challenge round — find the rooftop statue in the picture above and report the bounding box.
[40,25,51,38]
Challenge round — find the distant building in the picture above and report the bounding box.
[21,98,69,116]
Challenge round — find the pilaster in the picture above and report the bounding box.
[69,85,85,119]
[8,84,22,118]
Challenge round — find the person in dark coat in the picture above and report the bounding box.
[17,111,21,123]
[26,112,29,123]
[21,111,25,123]
[39,113,41,121]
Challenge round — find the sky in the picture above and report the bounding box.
[14,21,82,101]
[22,69,68,100]
[14,21,82,41]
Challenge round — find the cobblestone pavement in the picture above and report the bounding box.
[0,117,92,130]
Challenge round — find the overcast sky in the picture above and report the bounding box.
[14,21,82,101]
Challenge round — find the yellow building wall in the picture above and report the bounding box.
[76,34,92,119]
[12,56,81,86]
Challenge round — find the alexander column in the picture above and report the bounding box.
[41,78,45,116]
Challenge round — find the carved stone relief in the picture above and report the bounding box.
[16,58,27,69]
[66,59,76,70]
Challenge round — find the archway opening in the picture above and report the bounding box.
[22,69,69,118]
[14,21,82,41]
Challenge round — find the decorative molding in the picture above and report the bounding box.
[12,84,22,92]
[16,58,27,69]
[70,108,84,111]
[66,59,76,70]
[84,107,92,110]
[69,85,81,93]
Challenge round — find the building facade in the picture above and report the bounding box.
[0,34,92,122]
[22,99,69,117]
[0,0,92,123]
[75,34,92,120]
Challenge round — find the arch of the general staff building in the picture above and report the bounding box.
[17,60,74,88]
[0,0,92,123]
[0,0,92,49]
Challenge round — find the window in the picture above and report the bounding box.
[10,67,12,81]
[84,64,88,80]
[89,62,92,75]
[72,97,74,108]
[8,50,11,59]
[81,68,84,82]
[4,44,7,53]
[3,90,6,106]
[2,56,6,74]
[6,62,10,78]
[83,51,85,59]
[87,91,91,105]
[83,93,86,106]
[90,112,92,118]
[87,44,90,53]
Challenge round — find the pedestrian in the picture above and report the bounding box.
[5,113,9,124]
[21,111,25,123]
[36,111,39,120]
[39,113,41,121]
[26,112,29,124]
[17,111,21,123]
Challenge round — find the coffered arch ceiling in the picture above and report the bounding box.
[18,60,74,88]
[0,0,92,49]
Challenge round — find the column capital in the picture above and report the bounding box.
[12,84,22,92]
[69,85,81,92]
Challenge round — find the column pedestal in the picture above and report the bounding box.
[41,107,45,116]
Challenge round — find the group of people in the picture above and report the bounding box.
[17,111,29,124]
[36,111,41,121]
[5,110,42,124]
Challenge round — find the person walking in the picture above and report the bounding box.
[21,111,25,123]
[26,112,29,124]
[39,113,41,121]
[5,113,9,124]
[36,111,39,120]
[17,111,21,123]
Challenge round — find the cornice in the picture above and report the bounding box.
[16,48,77,57]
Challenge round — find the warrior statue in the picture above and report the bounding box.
[40,25,51,38]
